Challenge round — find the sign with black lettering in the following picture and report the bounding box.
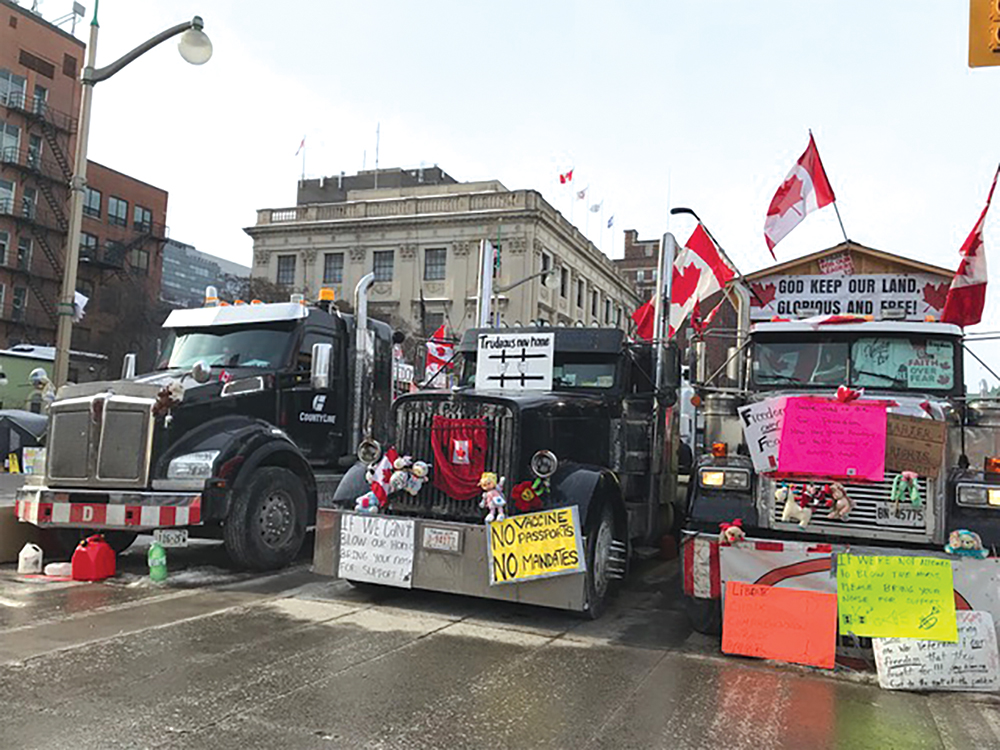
[476,333,554,391]
[488,506,585,585]
[338,514,415,588]
[738,396,786,473]
[748,274,949,321]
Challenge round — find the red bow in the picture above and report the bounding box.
[720,518,743,533]
[836,384,863,403]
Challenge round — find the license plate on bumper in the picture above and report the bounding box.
[153,529,189,547]
[875,505,925,528]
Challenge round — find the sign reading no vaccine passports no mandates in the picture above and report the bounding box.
[488,506,585,585]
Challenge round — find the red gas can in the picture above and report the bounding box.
[71,535,117,581]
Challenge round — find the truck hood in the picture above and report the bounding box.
[747,388,950,420]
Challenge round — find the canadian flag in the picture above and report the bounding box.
[763,134,837,258]
[368,447,400,507]
[669,225,736,337]
[424,324,454,385]
[942,166,1000,328]
[559,169,574,184]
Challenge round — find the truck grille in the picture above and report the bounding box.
[393,398,517,522]
[764,472,936,542]
[48,395,154,489]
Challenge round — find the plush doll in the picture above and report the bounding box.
[777,485,812,528]
[719,519,745,546]
[891,471,921,510]
[945,529,989,559]
[799,484,825,508]
[826,482,854,520]
[354,491,381,513]
[479,472,506,522]
[389,459,431,497]
[511,479,544,513]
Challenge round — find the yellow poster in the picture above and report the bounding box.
[837,554,957,642]
[488,506,585,585]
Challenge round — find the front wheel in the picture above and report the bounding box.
[224,467,308,570]
[583,504,618,620]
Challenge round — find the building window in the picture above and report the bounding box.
[323,252,344,284]
[83,187,101,218]
[133,205,152,231]
[80,232,98,260]
[0,120,19,159]
[540,252,551,286]
[16,236,31,270]
[636,270,645,282]
[129,248,149,275]
[26,134,41,168]
[0,231,7,265]
[108,196,128,227]
[577,279,584,308]
[11,286,26,321]
[616,306,623,327]
[605,299,611,324]
[106,240,125,265]
[0,69,26,107]
[424,310,445,335]
[560,267,568,298]
[0,283,5,317]
[373,250,394,282]
[276,255,296,287]
[592,290,599,317]
[424,248,446,281]
[20,186,36,218]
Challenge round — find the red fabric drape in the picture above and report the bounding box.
[431,416,487,501]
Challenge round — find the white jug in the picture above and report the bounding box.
[18,543,43,574]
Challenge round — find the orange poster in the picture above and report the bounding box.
[722,581,839,669]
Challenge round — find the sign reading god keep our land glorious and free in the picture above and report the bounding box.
[837,554,958,642]
[748,273,949,321]
[488,506,585,585]
[476,333,554,391]
[873,611,1000,692]
[338,514,416,589]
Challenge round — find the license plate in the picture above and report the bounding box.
[153,528,189,547]
[875,505,925,528]
[422,526,462,553]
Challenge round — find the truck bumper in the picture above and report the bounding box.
[15,487,203,530]
[313,508,588,612]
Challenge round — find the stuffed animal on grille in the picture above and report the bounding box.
[777,485,812,528]
[719,519,745,546]
[393,460,431,496]
[826,482,854,520]
[945,529,989,559]
[479,472,506,523]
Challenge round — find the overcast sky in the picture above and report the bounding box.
[34,0,1000,381]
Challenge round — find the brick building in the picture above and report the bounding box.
[613,229,660,301]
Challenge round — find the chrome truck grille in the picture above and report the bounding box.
[393,398,517,522]
[47,394,155,489]
[762,472,939,544]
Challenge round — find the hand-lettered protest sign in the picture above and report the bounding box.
[837,554,957,642]
[873,610,1000,691]
[476,332,554,391]
[738,397,786,473]
[778,397,888,481]
[722,582,839,668]
[488,506,585,585]
[338,514,416,588]
[885,414,946,478]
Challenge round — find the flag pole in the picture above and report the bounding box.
[833,202,849,244]
[301,139,305,182]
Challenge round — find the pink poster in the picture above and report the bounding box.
[777,397,887,481]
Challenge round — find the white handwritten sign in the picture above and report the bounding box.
[338,514,415,588]
[738,397,786,473]
[475,332,554,391]
[873,611,1000,692]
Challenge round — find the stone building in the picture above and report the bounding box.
[246,168,640,340]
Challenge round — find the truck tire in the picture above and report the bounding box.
[51,529,138,559]
[685,595,722,636]
[583,504,617,620]
[224,467,308,570]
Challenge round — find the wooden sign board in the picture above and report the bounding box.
[885,414,946,478]
[722,581,838,669]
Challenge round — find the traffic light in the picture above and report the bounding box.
[970,0,1000,68]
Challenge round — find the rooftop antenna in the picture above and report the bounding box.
[374,122,380,190]
[51,1,85,33]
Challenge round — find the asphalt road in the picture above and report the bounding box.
[2,539,1000,750]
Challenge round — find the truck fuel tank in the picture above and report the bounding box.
[703,393,743,453]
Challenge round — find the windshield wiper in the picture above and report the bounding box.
[758,373,804,385]
[853,369,906,387]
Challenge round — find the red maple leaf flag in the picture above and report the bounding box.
[559,169,574,184]
[424,324,454,385]
[631,298,655,340]
[942,166,1000,328]
[669,225,736,336]
[763,133,837,258]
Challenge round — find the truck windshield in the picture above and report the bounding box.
[157,324,294,370]
[459,353,617,389]
[752,335,956,391]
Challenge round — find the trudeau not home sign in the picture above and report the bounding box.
[749,273,950,321]
[476,332,554,390]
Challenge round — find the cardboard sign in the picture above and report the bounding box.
[338,514,415,588]
[817,251,855,276]
[722,582,838,668]
[488,506,585,585]
[885,414,946,478]
[738,397,786,473]
[777,397,888,481]
[837,554,957,642]
[874,611,1000,692]
[475,332,554,391]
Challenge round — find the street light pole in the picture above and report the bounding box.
[52,8,212,388]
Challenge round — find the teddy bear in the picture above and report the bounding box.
[945,529,989,559]
[393,460,431,496]
[718,519,745,546]
[826,483,854,521]
[479,472,506,523]
[777,485,812,527]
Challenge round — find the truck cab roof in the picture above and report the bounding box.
[162,302,309,329]
[750,320,963,337]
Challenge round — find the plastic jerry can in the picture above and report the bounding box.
[148,541,168,583]
[18,543,43,574]
[71,535,116,581]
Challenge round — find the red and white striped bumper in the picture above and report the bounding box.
[682,532,721,599]
[15,489,202,530]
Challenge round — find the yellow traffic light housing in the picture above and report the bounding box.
[970,0,1000,67]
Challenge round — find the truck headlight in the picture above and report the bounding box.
[530,450,558,478]
[167,450,220,480]
[699,467,750,490]
[957,483,1000,507]
[357,439,382,465]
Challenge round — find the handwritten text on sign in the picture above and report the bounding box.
[837,554,957,642]
[338,514,415,589]
[778,397,888,481]
[476,333,554,391]
[874,610,1000,692]
[722,582,839,669]
[488,506,585,585]
[738,397,786,473]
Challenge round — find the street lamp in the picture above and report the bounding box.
[53,8,212,388]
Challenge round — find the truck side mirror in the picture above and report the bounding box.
[660,341,681,389]
[121,353,136,380]
[392,331,406,345]
[311,343,332,390]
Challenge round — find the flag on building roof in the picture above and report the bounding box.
[590,201,603,213]
[577,186,588,200]
[607,215,615,229]
[763,133,836,258]
[559,169,574,184]
[424,324,454,386]
[670,224,736,337]
[942,165,1000,328]
[295,136,305,156]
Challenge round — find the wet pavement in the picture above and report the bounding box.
[2,539,1000,749]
